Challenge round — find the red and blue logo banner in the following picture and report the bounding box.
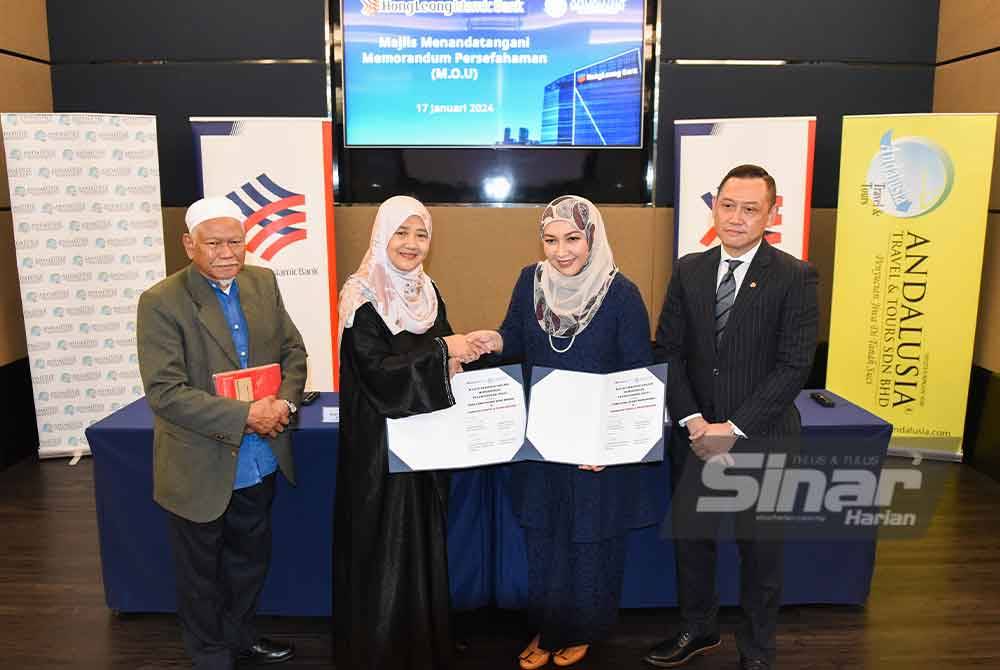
[226,173,308,261]
[674,117,816,260]
[192,118,338,389]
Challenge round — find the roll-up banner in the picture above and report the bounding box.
[2,112,166,459]
[674,117,816,259]
[191,118,338,390]
[828,113,998,460]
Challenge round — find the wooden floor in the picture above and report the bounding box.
[1,458,999,669]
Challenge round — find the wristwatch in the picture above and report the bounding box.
[284,399,297,415]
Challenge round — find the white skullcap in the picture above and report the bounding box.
[184,196,244,233]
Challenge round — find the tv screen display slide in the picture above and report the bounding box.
[341,0,646,148]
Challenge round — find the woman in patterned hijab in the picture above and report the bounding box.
[532,195,618,350]
[468,195,656,668]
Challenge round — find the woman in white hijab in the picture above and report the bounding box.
[469,196,657,669]
[334,195,478,670]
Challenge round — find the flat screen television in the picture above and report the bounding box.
[341,0,646,148]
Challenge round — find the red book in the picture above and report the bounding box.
[213,363,282,402]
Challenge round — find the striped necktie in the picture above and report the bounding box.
[715,259,743,346]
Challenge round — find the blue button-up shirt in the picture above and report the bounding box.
[209,278,278,490]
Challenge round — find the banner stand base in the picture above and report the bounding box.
[887,447,963,463]
[37,449,92,462]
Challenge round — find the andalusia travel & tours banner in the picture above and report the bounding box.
[827,113,997,459]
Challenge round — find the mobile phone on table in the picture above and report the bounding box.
[810,391,835,408]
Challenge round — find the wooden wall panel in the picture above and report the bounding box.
[808,209,837,343]
[934,12,1000,373]
[333,205,537,334]
[0,43,51,368]
[601,206,656,328]
[975,213,1000,372]
[0,212,27,366]
[0,0,50,60]
[0,54,54,208]
[161,207,188,275]
[159,204,840,348]
[333,205,656,335]
[933,50,1000,210]
[421,206,547,334]
[937,0,1000,62]
[164,205,660,335]
[332,205,379,288]
[650,208,675,337]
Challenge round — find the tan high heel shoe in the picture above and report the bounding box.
[519,634,551,670]
[552,644,589,667]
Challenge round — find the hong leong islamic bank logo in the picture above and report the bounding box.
[544,0,568,17]
[226,174,308,260]
[866,130,954,219]
[361,0,528,16]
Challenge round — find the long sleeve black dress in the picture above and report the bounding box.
[333,294,456,670]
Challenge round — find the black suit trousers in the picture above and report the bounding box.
[166,474,276,670]
[669,432,783,664]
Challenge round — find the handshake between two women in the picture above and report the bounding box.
[441,330,504,377]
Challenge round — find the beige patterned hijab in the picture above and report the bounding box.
[338,196,438,347]
[533,195,618,342]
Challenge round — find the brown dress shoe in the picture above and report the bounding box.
[519,634,551,670]
[553,644,589,667]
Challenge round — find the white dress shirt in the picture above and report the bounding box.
[716,240,761,297]
[679,240,764,437]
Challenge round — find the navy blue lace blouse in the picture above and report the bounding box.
[497,265,661,542]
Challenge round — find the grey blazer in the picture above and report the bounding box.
[137,263,308,522]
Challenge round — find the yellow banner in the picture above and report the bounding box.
[828,114,997,458]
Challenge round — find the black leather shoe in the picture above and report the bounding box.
[740,657,770,670]
[643,631,721,667]
[237,638,295,665]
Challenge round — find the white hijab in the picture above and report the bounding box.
[533,195,618,339]
[338,196,438,346]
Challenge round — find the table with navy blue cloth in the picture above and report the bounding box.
[495,389,894,608]
[86,393,492,615]
[87,389,891,615]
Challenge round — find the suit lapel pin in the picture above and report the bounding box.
[750,281,757,288]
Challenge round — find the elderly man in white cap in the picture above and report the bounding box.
[137,196,307,669]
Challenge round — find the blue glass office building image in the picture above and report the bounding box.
[540,49,642,147]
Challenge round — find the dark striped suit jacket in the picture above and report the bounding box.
[653,240,818,439]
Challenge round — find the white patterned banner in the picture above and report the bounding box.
[2,113,166,459]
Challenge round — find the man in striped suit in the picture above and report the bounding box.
[645,165,818,670]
